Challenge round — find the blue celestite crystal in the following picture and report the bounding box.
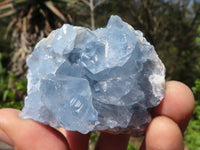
[20,15,165,135]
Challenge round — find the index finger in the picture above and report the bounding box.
[153,81,195,132]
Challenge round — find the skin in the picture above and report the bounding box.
[0,81,195,150]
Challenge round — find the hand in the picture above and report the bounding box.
[0,81,195,150]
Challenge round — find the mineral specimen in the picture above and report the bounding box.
[20,15,165,136]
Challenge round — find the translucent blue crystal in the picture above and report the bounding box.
[20,15,165,135]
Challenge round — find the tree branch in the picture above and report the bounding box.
[90,0,95,30]
[81,0,90,7]
[94,0,105,9]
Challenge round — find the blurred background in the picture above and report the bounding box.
[0,0,200,149]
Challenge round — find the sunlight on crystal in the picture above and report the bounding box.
[20,15,165,135]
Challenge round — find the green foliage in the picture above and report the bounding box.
[0,100,23,110]
[89,132,99,150]
[90,132,99,143]
[127,142,138,150]
[0,52,25,109]
[196,26,200,43]
[184,80,200,150]
[0,52,14,101]
[184,101,200,150]
[192,79,200,97]
[15,78,27,92]
[196,37,200,43]
[2,75,15,101]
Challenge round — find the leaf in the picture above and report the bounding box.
[0,9,15,18]
[195,37,200,43]
[0,53,4,76]
[15,78,27,91]
[0,0,12,6]
[0,0,14,18]
[45,1,66,22]
[3,90,8,101]
[81,0,90,6]
[0,3,12,10]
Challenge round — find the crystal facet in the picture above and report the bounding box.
[20,15,165,135]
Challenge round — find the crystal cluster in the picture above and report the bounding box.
[20,15,165,135]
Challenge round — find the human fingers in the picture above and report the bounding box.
[140,116,184,150]
[95,132,130,150]
[0,128,12,146]
[153,81,195,132]
[0,108,69,150]
[59,128,91,150]
[59,129,129,150]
